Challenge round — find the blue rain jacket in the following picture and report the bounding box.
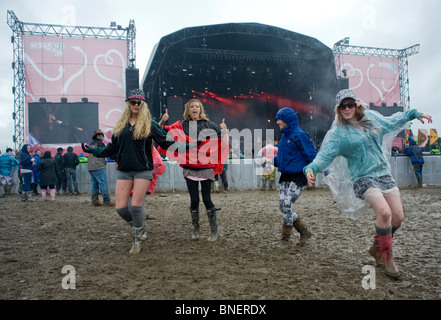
[273,107,317,174]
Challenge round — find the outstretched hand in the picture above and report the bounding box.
[418,113,432,124]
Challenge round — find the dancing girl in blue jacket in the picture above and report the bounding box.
[273,107,317,248]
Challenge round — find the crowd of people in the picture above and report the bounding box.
[1,88,434,280]
[0,144,84,201]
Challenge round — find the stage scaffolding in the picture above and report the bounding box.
[6,10,136,151]
[333,37,419,111]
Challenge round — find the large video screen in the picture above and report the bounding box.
[28,102,98,144]
[23,34,128,152]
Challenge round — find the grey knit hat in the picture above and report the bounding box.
[335,89,357,106]
[126,89,146,101]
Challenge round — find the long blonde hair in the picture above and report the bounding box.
[113,100,151,139]
[183,99,209,121]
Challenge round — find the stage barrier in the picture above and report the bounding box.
[4,155,440,196]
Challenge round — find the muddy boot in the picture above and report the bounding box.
[379,233,400,279]
[261,179,267,191]
[368,234,384,267]
[92,194,100,206]
[279,225,292,249]
[5,185,12,195]
[269,179,274,190]
[417,177,423,187]
[130,226,143,254]
[41,189,47,201]
[207,207,218,242]
[293,217,312,246]
[27,191,36,202]
[21,192,28,202]
[190,209,200,240]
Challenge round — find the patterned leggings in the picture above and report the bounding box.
[279,181,304,226]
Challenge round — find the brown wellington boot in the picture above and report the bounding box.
[379,234,400,279]
[293,217,312,246]
[368,234,384,267]
[279,225,292,249]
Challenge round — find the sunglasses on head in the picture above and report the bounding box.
[339,101,357,110]
[129,100,142,106]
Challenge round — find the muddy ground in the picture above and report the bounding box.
[0,186,440,301]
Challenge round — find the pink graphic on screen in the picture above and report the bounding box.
[336,55,400,106]
[23,35,128,153]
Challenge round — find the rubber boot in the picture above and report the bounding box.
[293,217,312,246]
[21,192,28,202]
[417,177,422,187]
[279,225,292,249]
[41,189,47,201]
[269,179,274,190]
[261,179,267,191]
[214,181,219,193]
[190,209,200,240]
[368,234,384,266]
[27,191,36,202]
[5,185,12,195]
[207,207,218,242]
[92,194,100,206]
[378,233,400,279]
[130,226,143,254]
[50,189,56,201]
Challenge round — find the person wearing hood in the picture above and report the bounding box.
[304,89,432,279]
[273,107,317,248]
[407,136,425,187]
[86,129,112,206]
[37,151,57,201]
[31,149,41,195]
[19,144,36,201]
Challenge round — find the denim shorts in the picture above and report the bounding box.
[353,174,397,199]
[116,170,153,181]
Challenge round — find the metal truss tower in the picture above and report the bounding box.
[333,37,419,111]
[6,10,136,150]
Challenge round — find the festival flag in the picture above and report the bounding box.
[404,129,414,144]
[417,129,428,147]
[430,128,439,146]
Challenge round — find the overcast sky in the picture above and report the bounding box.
[1,0,440,151]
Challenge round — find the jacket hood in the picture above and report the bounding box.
[21,144,30,154]
[276,107,299,130]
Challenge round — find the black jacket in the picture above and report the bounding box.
[54,152,65,172]
[96,122,178,172]
[38,153,58,186]
[63,149,80,170]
